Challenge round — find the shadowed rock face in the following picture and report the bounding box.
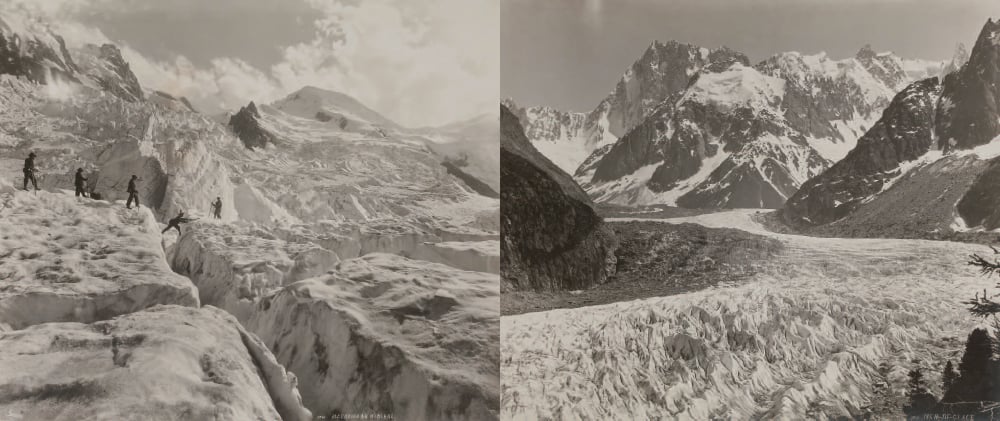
[442,161,499,198]
[500,104,617,292]
[937,19,1000,151]
[783,78,941,226]
[229,102,276,150]
[605,42,751,137]
[958,157,1000,230]
[93,44,143,102]
[0,29,79,85]
[0,23,144,103]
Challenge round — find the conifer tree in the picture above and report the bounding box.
[942,360,958,391]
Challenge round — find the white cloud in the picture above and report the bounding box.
[272,0,499,126]
[4,0,498,127]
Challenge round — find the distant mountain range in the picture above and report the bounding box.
[506,40,967,208]
[783,18,1000,237]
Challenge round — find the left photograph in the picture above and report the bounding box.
[0,0,499,420]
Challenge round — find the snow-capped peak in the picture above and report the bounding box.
[271,86,399,129]
[681,63,785,113]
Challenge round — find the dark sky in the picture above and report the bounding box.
[502,0,1000,112]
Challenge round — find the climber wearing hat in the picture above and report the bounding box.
[74,168,88,197]
[161,210,194,235]
[211,197,222,219]
[22,152,38,191]
[126,175,139,209]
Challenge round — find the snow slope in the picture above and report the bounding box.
[418,113,500,193]
[0,305,311,421]
[502,210,986,419]
[0,188,198,330]
[680,64,786,113]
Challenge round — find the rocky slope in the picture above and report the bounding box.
[937,19,1000,151]
[0,13,142,103]
[229,101,276,150]
[782,78,942,225]
[419,113,501,194]
[0,305,311,421]
[784,18,1000,234]
[500,104,618,292]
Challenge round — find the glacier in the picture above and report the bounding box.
[0,8,501,419]
[0,182,198,330]
[502,210,987,419]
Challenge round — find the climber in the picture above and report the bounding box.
[22,152,38,191]
[161,210,194,235]
[211,197,222,219]
[74,168,88,197]
[126,175,139,209]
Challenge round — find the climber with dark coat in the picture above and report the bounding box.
[125,175,139,209]
[74,168,88,197]
[161,210,193,235]
[23,152,38,191]
[211,197,222,219]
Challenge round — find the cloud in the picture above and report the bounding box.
[272,0,499,126]
[5,0,498,127]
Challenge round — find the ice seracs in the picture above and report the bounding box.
[0,305,311,421]
[246,253,500,420]
[0,188,198,330]
[502,211,985,420]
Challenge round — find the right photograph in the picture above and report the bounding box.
[500,0,1000,419]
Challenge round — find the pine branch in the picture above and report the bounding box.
[968,253,1000,276]
[964,297,1000,318]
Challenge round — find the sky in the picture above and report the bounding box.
[502,0,1000,112]
[5,0,498,127]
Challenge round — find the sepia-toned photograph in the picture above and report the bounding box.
[501,0,1000,419]
[6,0,1000,419]
[0,0,498,420]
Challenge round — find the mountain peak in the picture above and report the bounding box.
[935,17,1000,151]
[856,44,877,60]
[286,85,356,102]
[275,86,399,129]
